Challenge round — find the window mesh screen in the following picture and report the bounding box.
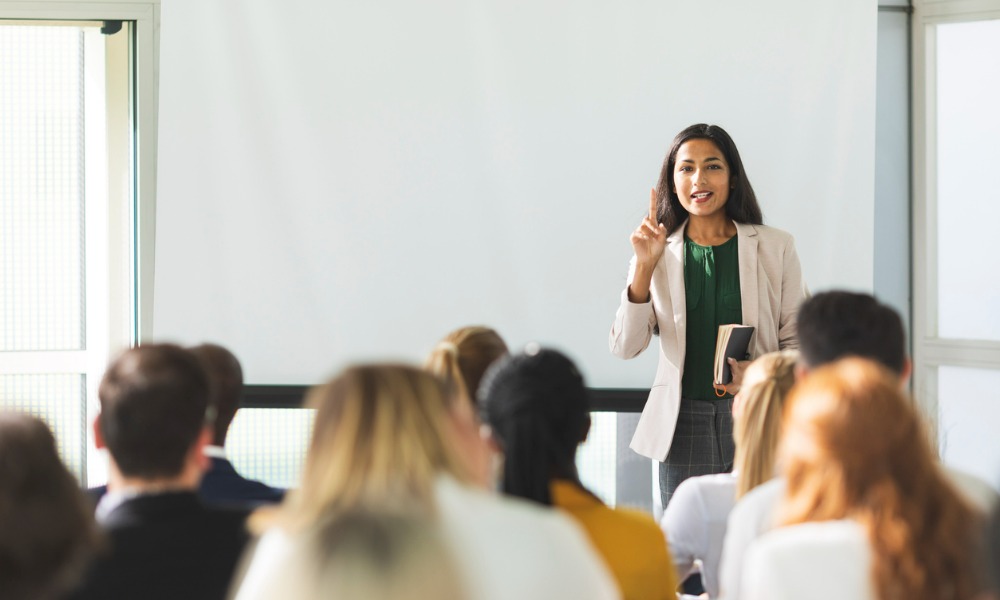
[578,412,617,506]
[226,407,622,505]
[227,408,316,490]
[0,374,87,479]
[0,26,86,352]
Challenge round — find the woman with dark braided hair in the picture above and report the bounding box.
[480,347,678,600]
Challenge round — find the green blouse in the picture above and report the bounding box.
[682,235,743,400]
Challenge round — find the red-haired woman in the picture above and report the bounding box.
[743,358,985,600]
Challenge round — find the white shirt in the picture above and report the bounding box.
[660,472,737,598]
[94,488,145,522]
[434,475,620,600]
[717,479,784,600]
[717,467,998,600]
[203,444,228,460]
[233,476,621,600]
[742,520,873,600]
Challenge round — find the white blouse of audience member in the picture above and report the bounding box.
[234,475,621,600]
[660,472,737,598]
[717,466,1000,600]
[741,520,874,600]
[717,478,784,600]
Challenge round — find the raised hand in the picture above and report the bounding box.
[631,188,668,268]
[626,189,668,303]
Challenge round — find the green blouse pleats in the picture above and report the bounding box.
[681,235,742,401]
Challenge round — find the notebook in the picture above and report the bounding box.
[714,325,755,386]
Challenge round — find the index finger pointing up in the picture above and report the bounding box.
[649,188,657,222]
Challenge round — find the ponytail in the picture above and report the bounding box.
[425,327,508,408]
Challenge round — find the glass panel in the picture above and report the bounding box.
[227,408,315,489]
[0,373,87,480]
[0,26,87,351]
[938,366,1000,491]
[225,407,628,506]
[935,19,1000,341]
[578,412,617,506]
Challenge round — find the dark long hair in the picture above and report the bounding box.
[478,348,591,505]
[0,413,101,600]
[655,124,764,233]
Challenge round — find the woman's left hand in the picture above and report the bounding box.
[726,358,752,395]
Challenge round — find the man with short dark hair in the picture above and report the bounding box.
[70,344,249,600]
[717,291,996,600]
[189,343,284,507]
[795,290,909,378]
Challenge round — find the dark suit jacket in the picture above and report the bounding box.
[200,457,285,509]
[69,491,249,600]
[86,458,285,511]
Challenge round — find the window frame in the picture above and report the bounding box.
[911,0,1000,442]
[0,0,159,344]
[0,1,160,483]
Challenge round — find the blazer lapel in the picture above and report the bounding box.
[736,222,760,353]
[665,221,688,356]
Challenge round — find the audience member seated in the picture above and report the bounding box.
[741,358,984,600]
[425,326,509,487]
[69,344,250,600]
[0,412,99,600]
[233,364,620,600]
[189,343,285,507]
[425,325,509,409]
[718,291,998,600]
[479,348,677,600]
[660,351,796,598]
[87,343,285,509]
[231,510,467,600]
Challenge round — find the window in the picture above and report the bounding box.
[0,20,136,485]
[913,1,1000,491]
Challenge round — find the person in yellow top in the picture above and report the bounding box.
[479,347,679,600]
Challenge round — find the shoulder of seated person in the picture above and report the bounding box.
[740,477,785,503]
[729,478,785,524]
[942,466,999,514]
[681,472,737,491]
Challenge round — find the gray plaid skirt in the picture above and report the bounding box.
[659,396,735,508]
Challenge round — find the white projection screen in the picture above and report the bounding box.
[155,0,877,387]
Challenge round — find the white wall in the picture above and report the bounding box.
[153,0,878,386]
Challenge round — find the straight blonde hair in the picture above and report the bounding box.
[425,326,507,408]
[257,365,472,534]
[732,351,797,499]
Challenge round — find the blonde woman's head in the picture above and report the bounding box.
[265,364,473,533]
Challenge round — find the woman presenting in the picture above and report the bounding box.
[609,124,806,507]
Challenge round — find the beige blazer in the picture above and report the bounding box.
[609,221,807,461]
